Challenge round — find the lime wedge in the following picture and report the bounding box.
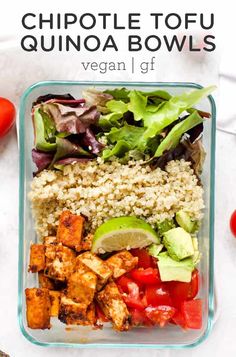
[92,216,160,254]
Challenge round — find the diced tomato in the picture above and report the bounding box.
[130,248,156,268]
[166,269,200,307]
[123,296,145,310]
[95,304,109,322]
[145,306,176,327]
[145,284,173,307]
[116,275,134,294]
[188,270,199,299]
[181,299,202,329]
[130,268,161,285]
[172,310,187,330]
[129,308,153,327]
[122,281,146,310]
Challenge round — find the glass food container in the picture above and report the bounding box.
[18,81,216,348]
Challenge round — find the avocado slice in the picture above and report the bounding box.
[192,237,201,266]
[163,227,194,261]
[147,243,164,258]
[157,252,194,282]
[156,218,176,236]
[175,210,195,233]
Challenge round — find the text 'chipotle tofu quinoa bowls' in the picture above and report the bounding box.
[24,84,215,334]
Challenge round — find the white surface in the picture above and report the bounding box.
[0,0,236,356]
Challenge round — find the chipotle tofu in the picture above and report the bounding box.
[26,211,139,332]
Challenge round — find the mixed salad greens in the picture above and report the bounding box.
[31,86,215,175]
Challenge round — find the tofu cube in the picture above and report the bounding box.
[77,252,112,288]
[59,296,96,325]
[44,244,76,281]
[67,271,97,305]
[96,282,130,331]
[28,244,45,273]
[106,250,138,278]
[25,288,51,329]
[38,272,55,290]
[57,211,85,251]
[43,236,57,245]
[49,291,61,317]
[81,233,93,251]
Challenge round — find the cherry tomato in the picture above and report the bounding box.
[230,210,236,237]
[146,284,172,307]
[145,305,176,327]
[130,248,156,268]
[130,268,161,285]
[0,97,16,138]
[122,281,146,310]
[181,299,202,329]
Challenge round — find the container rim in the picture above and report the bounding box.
[18,80,216,349]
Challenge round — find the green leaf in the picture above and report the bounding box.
[34,108,57,152]
[128,90,147,121]
[49,137,91,168]
[138,86,216,150]
[106,124,146,147]
[104,88,130,102]
[154,111,203,157]
[102,140,131,160]
[106,100,128,114]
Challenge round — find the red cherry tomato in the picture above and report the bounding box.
[0,97,16,138]
[230,210,236,237]
[130,248,156,268]
[145,305,176,327]
[130,268,161,285]
[122,281,146,310]
[146,284,172,307]
[181,299,202,329]
[116,275,134,294]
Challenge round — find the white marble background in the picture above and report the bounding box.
[1,1,236,356]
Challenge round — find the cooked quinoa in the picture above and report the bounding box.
[29,159,204,238]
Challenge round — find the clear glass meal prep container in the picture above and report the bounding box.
[18,81,216,349]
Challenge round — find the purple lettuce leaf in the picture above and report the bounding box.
[43,103,100,134]
[32,149,54,173]
[33,93,75,106]
[81,128,104,154]
[49,137,92,168]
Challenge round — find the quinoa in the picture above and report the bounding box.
[29,159,204,238]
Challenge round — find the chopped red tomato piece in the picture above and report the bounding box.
[130,308,153,327]
[116,275,134,294]
[122,281,146,310]
[172,310,187,330]
[130,268,161,285]
[146,284,172,307]
[166,269,200,307]
[181,299,202,329]
[187,270,199,299]
[130,248,156,268]
[145,305,176,327]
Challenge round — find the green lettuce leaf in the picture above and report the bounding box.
[154,111,203,157]
[139,85,216,150]
[102,140,131,160]
[49,137,91,168]
[106,124,145,146]
[128,90,147,121]
[34,108,57,152]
